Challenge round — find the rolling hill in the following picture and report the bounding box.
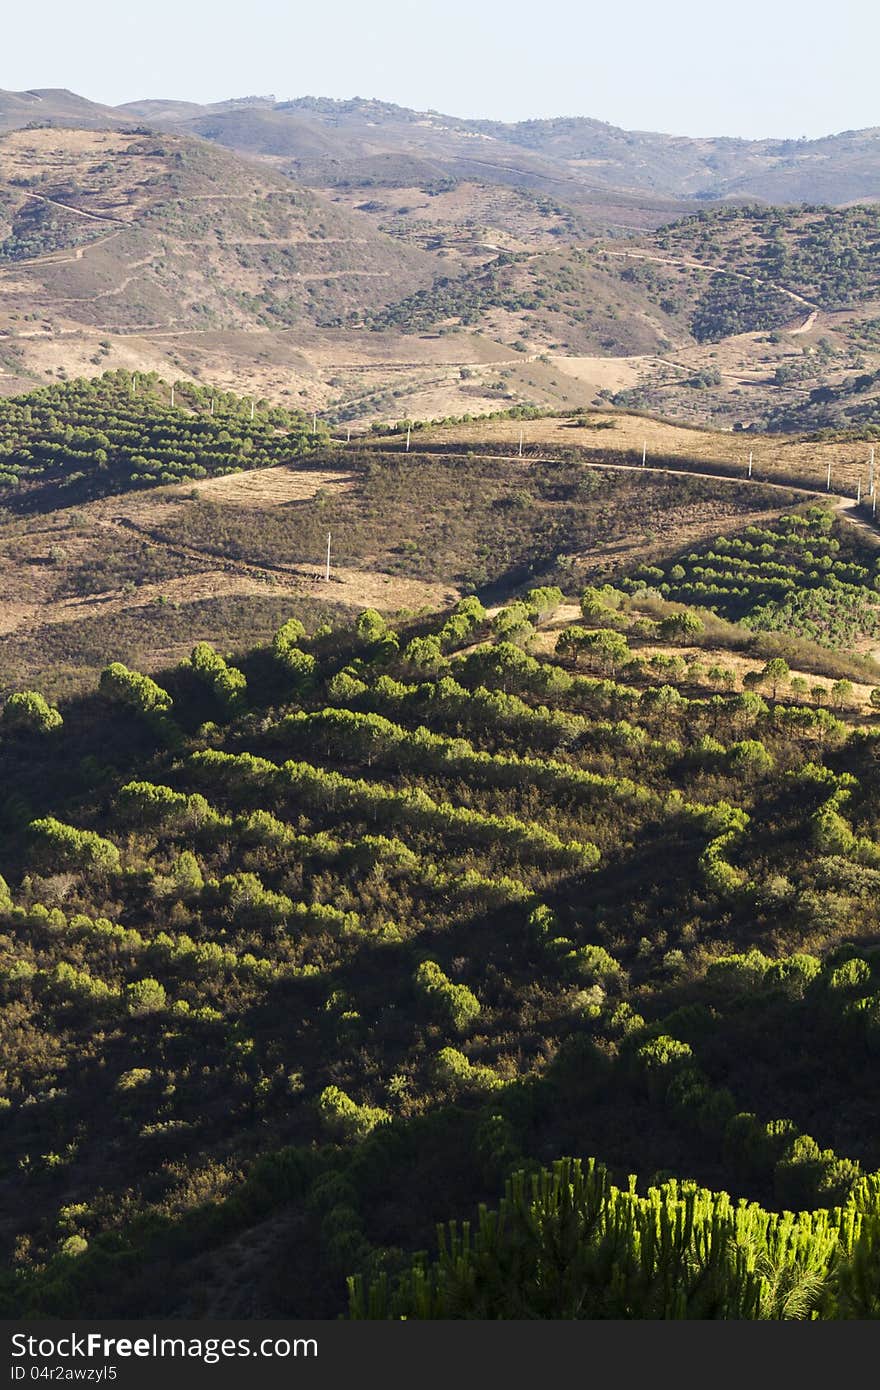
[117,93,880,207]
[0,125,433,337]
[0,88,123,133]
[1,94,880,436]
[5,88,880,208]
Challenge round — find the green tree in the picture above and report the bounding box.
[2,690,62,734]
[125,978,167,1016]
[831,679,855,711]
[578,629,630,677]
[658,612,705,643]
[357,609,389,645]
[762,658,790,700]
[414,960,481,1033]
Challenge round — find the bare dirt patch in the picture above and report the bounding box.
[547,355,648,394]
[302,565,458,613]
[176,466,356,508]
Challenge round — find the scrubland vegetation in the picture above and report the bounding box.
[0,372,879,1318]
[1,557,880,1318]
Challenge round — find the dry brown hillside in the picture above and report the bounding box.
[0,127,434,341]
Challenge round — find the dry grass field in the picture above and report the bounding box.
[411,411,880,497]
[175,464,356,508]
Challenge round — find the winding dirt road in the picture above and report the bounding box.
[600,247,818,312]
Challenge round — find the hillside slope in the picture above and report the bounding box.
[0,126,434,340]
[0,88,122,133]
[2,105,880,430]
[1,567,880,1317]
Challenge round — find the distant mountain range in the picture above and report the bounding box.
[1,88,879,206]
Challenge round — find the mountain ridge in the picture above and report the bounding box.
[121,92,880,205]
[2,88,880,205]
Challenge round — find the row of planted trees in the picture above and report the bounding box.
[0,371,327,494]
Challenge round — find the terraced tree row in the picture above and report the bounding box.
[0,583,879,1317]
[0,370,325,499]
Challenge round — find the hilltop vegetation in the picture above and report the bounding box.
[635,509,880,651]
[653,205,880,319]
[0,371,325,502]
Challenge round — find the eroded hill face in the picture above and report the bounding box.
[0,128,434,343]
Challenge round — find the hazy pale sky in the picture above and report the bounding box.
[2,0,874,140]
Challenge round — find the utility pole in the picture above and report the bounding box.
[210,397,214,417]
[131,373,136,397]
[642,440,647,467]
[870,446,876,497]
[518,429,523,458]
[250,399,255,421]
[324,531,331,583]
[405,425,411,452]
[312,412,317,433]
[346,424,351,444]
[858,478,862,505]
[748,451,753,479]
[170,384,175,408]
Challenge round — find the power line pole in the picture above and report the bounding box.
[210,396,215,417]
[826,461,832,492]
[312,412,317,433]
[346,424,351,444]
[170,384,175,408]
[748,451,753,479]
[857,478,862,505]
[642,440,646,467]
[250,399,255,421]
[325,531,331,583]
[870,446,876,497]
[405,425,411,452]
[518,429,523,458]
